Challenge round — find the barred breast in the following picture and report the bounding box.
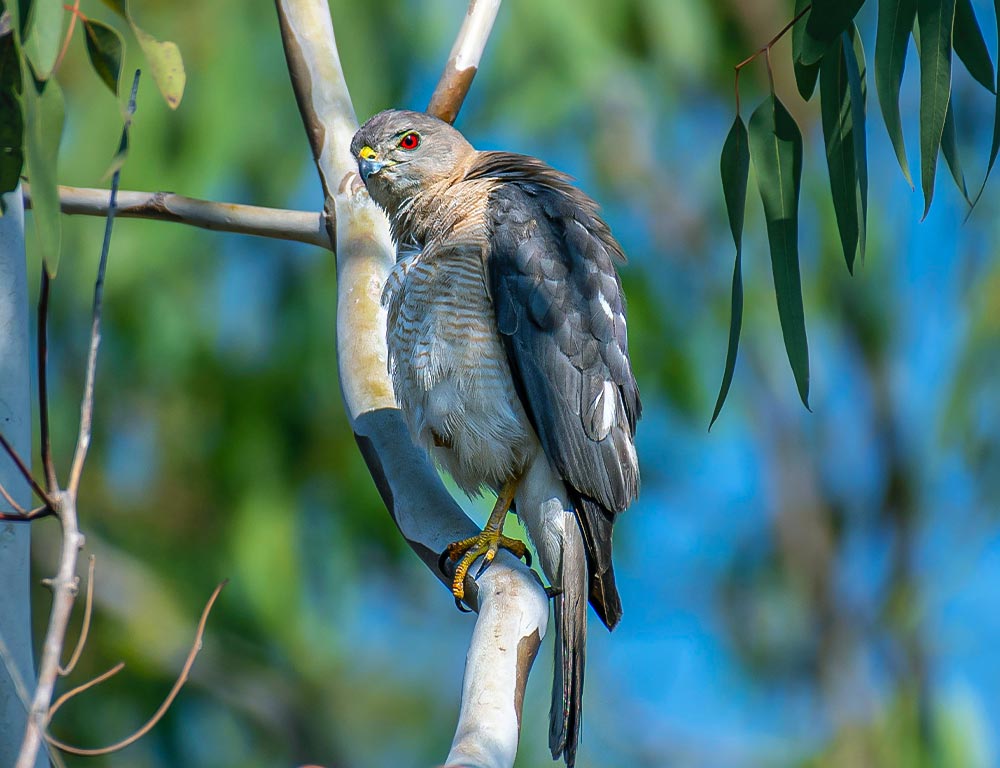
[382,241,536,496]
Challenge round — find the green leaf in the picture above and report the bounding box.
[875,0,917,187]
[792,0,820,100]
[99,0,127,18]
[844,25,868,265]
[95,0,184,108]
[0,27,24,206]
[801,0,865,65]
[954,0,995,93]
[970,0,1000,208]
[22,73,63,273]
[820,35,859,273]
[711,115,749,428]
[17,0,34,41]
[22,0,62,80]
[917,0,956,218]
[82,19,124,95]
[940,99,970,203]
[748,95,810,408]
[133,27,184,109]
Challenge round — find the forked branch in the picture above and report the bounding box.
[276,2,548,766]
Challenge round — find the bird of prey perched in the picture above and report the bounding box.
[350,110,640,766]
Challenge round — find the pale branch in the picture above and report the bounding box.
[276,2,546,766]
[22,184,333,251]
[15,72,140,768]
[427,0,502,124]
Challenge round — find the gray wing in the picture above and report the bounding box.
[474,153,641,628]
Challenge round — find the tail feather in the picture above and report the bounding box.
[549,529,587,767]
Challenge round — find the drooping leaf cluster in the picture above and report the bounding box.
[713,0,1000,424]
[0,0,184,274]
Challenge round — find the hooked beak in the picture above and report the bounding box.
[358,156,386,183]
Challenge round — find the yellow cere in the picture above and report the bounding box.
[359,146,377,160]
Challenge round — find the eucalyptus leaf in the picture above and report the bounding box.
[970,0,1000,209]
[954,0,995,94]
[941,100,970,203]
[0,28,24,206]
[17,0,33,41]
[875,0,917,187]
[916,0,956,218]
[749,95,810,409]
[96,0,184,108]
[801,0,865,65]
[133,26,183,109]
[792,0,820,100]
[22,0,61,80]
[821,35,858,273]
[23,74,63,273]
[711,115,749,427]
[83,19,124,95]
[845,25,868,265]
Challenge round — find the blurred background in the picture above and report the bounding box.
[23,0,1000,765]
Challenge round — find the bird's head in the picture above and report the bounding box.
[350,109,474,215]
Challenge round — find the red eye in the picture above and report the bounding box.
[398,132,420,150]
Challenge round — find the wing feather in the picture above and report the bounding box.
[473,152,641,628]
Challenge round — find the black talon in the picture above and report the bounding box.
[438,548,452,576]
[545,585,564,599]
[455,597,472,613]
[474,555,492,580]
[522,549,532,568]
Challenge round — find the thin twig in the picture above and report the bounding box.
[0,432,55,510]
[66,71,139,498]
[23,184,333,250]
[58,555,95,677]
[46,580,227,756]
[0,479,27,515]
[52,0,81,74]
[0,628,34,715]
[47,662,124,721]
[38,270,57,493]
[427,0,501,124]
[0,506,56,522]
[734,3,811,73]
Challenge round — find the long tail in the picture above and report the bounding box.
[549,513,588,767]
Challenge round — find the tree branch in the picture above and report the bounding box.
[427,0,501,124]
[15,72,140,768]
[23,184,332,250]
[276,2,546,766]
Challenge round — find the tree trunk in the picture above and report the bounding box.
[0,186,45,767]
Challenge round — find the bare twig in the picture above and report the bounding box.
[67,72,139,498]
[0,480,27,515]
[37,270,57,493]
[46,580,226,756]
[47,662,124,721]
[0,506,56,522]
[23,184,332,250]
[0,433,55,510]
[427,0,501,124]
[58,555,95,677]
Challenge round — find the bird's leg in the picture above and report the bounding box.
[440,475,532,606]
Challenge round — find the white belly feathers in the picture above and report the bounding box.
[382,246,536,496]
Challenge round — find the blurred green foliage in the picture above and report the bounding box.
[9,1,1000,766]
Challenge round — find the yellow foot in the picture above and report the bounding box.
[439,530,532,606]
